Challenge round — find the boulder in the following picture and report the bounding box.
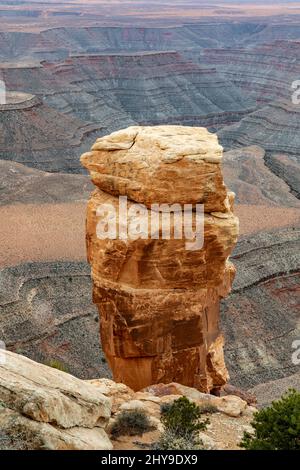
[143,382,248,417]
[81,125,227,212]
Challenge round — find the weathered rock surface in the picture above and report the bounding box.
[0,351,112,450]
[143,382,248,418]
[97,377,256,451]
[82,125,239,392]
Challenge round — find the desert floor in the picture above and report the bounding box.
[0,202,299,268]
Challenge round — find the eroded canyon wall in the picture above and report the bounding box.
[82,126,239,392]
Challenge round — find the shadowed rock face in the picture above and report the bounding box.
[82,125,239,392]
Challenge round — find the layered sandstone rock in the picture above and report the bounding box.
[82,125,239,392]
[0,351,112,450]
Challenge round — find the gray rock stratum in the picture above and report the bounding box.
[223,146,300,207]
[0,160,92,205]
[1,24,300,62]
[0,91,101,173]
[200,41,300,104]
[219,101,300,157]
[221,228,300,390]
[2,25,300,183]
[0,261,110,380]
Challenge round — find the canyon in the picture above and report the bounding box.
[0,1,299,421]
[0,52,254,172]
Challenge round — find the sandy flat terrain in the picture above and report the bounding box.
[0,203,87,268]
[0,202,299,269]
[235,204,300,237]
[2,2,300,32]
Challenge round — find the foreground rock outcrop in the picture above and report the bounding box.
[82,125,239,392]
[0,351,256,450]
[0,351,112,450]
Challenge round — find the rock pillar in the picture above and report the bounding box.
[81,126,238,392]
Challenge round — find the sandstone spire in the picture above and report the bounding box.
[81,125,239,392]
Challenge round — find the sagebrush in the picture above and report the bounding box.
[111,410,154,438]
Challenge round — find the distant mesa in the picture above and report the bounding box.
[5,91,35,103]
[0,91,38,110]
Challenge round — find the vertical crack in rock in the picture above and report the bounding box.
[81,125,239,392]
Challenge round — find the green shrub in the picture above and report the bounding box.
[111,410,154,438]
[46,359,68,373]
[160,396,209,438]
[240,389,300,450]
[155,397,209,450]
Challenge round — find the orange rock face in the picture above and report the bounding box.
[82,126,239,392]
